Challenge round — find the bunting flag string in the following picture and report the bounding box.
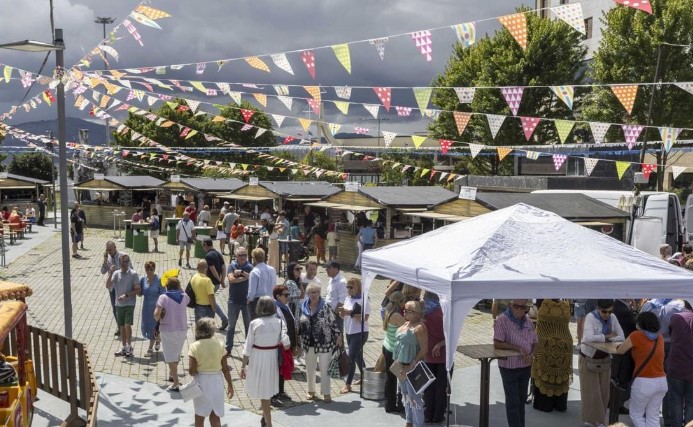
[584,158,599,176]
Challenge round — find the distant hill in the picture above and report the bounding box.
[2,117,109,147]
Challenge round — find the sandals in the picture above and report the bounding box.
[145,349,154,357]
[323,395,332,403]
[305,392,316,400]
[340,385,352,394]
[352,379,361,386]
[154,341,161,351]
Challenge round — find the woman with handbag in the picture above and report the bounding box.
[339,277,370,394]
[139,261,165,357]
[382,291,405,413]
[615,311,667,427]
[579,299,625,426]
[154,277,190,391]
[298,283,342,403]
[241,296,290,427]
[392,300,428,427]
[272,285,298,407]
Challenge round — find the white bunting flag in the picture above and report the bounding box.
[228,91,242,105]
[487,114,506,138]
[187,99,200,113]
[369,37,389,60]
[675,82,693,96]
[551,4,586,35]
[525,151,541,160]
[255,128,266,138]
[672,166,687,180]
[468,143,484,159]
[584,158,599,176]
[382,131,397,148]
[335,86,352,100]
[216,82,230,94]
[271,53,294,75]
[589,122,611,144]
[276,96,293,111]
[454,87,476,104]
[271,114,286,127]
[364,104,380,119]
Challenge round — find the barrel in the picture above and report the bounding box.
[166,218,180,245]
[361,367,386,401]
[124,220,133,249]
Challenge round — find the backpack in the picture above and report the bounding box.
[185,280,197,308]
[151,216,160,230]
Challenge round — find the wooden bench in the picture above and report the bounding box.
[8,223,26,239]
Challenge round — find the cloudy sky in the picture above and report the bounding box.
[0,0,528,141]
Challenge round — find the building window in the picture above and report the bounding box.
[584,17,593,39]
[538,0,549,19]
[560,0,569,4]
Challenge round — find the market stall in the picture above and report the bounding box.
[0,174,50,206]
[160,177,245,215]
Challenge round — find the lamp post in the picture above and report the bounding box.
[46,130,58,228]
[95,17,114,145]
[0,29,73,338]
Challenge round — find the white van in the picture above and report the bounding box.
[532,190,685,256]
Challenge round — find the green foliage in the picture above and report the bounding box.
[8,152,55,181]
[378,151,438,186]
[206,101,276,148]
[297,151,343,183]
[429,8,586,175]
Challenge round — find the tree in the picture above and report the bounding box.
[296,150,343,183]
[8,152,55,181]
[429,8,586,175]
[582,0,693,190]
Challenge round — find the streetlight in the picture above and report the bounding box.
[46,131,58,229]
[0,29,73,338]
[95,17,115,145]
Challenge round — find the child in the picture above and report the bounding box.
[326,223,339,261]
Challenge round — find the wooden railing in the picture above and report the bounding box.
[2,326,99,426]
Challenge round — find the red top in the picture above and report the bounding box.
[630,330,665,378]
[424,307,445,364]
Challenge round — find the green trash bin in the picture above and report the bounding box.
[194,226,212,259]
[132,223,149,253]
[124,220,133,249]
[167,218,180,245]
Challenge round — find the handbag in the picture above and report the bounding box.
[584,355,611,373]
[328,347,350,378]
[406,361,436,395]
[612,336,659,391]
[185,281,197,308]
[389,360,407,381]
[182,225,194,244]
[179,377,204,402]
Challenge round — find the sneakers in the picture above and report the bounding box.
[115,346,133,357]
[186,263,192,269]
[219,320,229,331]
[270,396,284,407]
[114,348,126,356]
[178,258,182,267]
[124,346,134,358]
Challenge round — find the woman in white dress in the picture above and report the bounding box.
[241,296,290,427]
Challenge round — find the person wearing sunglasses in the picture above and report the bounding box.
[493,299,537,427]
[271,285,299,407]
[139,261,165,357]
[284,262,304,320]
[579,299,625,427]
[338,277,370,394]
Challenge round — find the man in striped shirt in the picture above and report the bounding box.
[493,299,538,427]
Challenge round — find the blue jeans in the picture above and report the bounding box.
[399,377,424,427]
[345,332,368,385]
[213,284,228,323]
[226,302,250,352]
[499,366,531,427]
[194,305,214,324]
[668,376,693,427]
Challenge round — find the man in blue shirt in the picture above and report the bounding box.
[225,247,253,354]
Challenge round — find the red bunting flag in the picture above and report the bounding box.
[614,0,652,14]
[240,109,254,123]
[373,87,392,111]
[520,117,540,141]
[438,139,454,155]
[282,136,295,145]
[641,163,656,179]
[307,99,320,116]
[301,50,316,80]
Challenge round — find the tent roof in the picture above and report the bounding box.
[259,181,341,198]
[163,178,245,192]
[476,193,630,220]
[359,186,457,207]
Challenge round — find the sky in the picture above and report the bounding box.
[0,0,528,142]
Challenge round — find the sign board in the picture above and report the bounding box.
[93,173,105,180]
[345,181,359,192]
[0,172,7,179]
[458,186,477,200]
[170,175,181,183]
[249,176,259,186]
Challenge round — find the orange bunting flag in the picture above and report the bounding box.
[611,85,638,115]
[245,57,271,73]
[498,13,527,51]
[453,111,472,135]
[304,86,321,102]
[135,5,172,20]
[253,93,267,107]
[497,147,513,161]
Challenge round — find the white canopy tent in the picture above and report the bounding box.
[361,203,693,370]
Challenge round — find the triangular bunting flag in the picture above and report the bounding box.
[554,120,575,144]
[622,124,644,150]
[271,54,294,75]
[551,4,586,34]
[304,86,321,102]
[333,101,350,115]
[468,143,484,159]
[299,118,312,132]
[331,44,352,74]
[335,86,352,100]
[614,0,652,14]
[438,139,453,155]
[660,127,682,153]
[453,111,472,135]
[240,109,254,123]
[255,129,266,138]
[245,57,271,73]
[413,87,432,117]
[364,104,380,119]
[589,122,610,144]
[374,87,392,111]
[501,87,524,116]
[552,154,568,171]
[641,163,656,180]
[228,91,242,105]
[520,117,540,141]
[551,85,575,109]
[584,158,599,176]
[454,87,476,104]
[276,95,293,111]
[282,136,295,145]
[253,93,267,107]
[273,85,289,96]
[675,82,693,96]
[499,13,528,50]
[672,166,687,180]
[411,30,433,62]
[382,131,397,148]
[307,99,320,116]
[411,135,427,148]
[329,123,341,135]
[369,38,389,60]
[487,114,506,138]
[272,114,286,127]
[497,147,513,161]
[525,151,541,160]
[395,106,412,117]
[301,50,316,80]
[240,124,253,132]
[451,22,476,48]
[611,85,638,114]
[616,161,631,180]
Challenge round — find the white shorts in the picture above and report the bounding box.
[160,329,187,363]
[150,230,159,238]
[179,242,192,250]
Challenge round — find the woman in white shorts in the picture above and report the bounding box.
[215,212,227,254]
[149,209,160,253]
[154,277,190,391]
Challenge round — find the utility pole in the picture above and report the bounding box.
[47,131,57,228]
[95,17,115,145]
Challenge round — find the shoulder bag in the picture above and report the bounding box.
[182,224,194,244]
[612,336,659,391]
[185,280,197,308]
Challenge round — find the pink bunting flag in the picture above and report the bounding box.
[551,154,567,171]
[622,124,643,150]
[241,109,254,123]
[122,19,144,47]
[501,87,524,116]
[395,106,412,117]
[301,50,316,80]
[411,31,433,62]
[307,98,320,116]
[520,117,540,141]
[373,87,392,111]
[240,124,253,131]
[354,127,369,135]
[438,139,454,155]
[641,163,656,180]
[196,62,206,75]
[614,0,652,14]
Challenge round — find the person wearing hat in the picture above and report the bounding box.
[325,260,347,337]
[221,201,230,215]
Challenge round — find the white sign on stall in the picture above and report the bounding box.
[0,172,7,179]
[170,175,181,183]
[458,186,477,200]
[249,177,259,186]
[345,182,359,192]
[94,173,105,180]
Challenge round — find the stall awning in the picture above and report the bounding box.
[305,201,345,208]
[285,197,321,202]
[404,211,470,222]
[305,201,380,212]
[217,194,274,201]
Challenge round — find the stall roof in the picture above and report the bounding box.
[359,186,457,208]
[404,211,470,222]
[475,193,630,220]
[0,173,49,189]
[73,176,164,191]
[259,181,341,198]
[217,194,274,201]
[162,178,245,192]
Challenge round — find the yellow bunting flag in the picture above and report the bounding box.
[185,130,198,140]
[616,161,630,180]
[299,118,313,132]
[245,57,271,73]
[413,88,432,116]
[253,93,267,107]
[453,111,472,135]
[190,81,207,93]
[99,95,111,108]
[160,121,175,128]
[498,13,527,51]
[554,120,575,144]
[304,86,321,102]
[333,101,349,115]
[331,44,352,74]
[411,135,427,148]
[497,147,513,161]
[420,168,430,178]
[3,66,13,83]
[611,85,638,115]
[135,5,172,20]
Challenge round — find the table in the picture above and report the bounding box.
[458,344,522,427]
[277,238,302,274]
[583,341,624,424]
[131,222,150,253]
[123,220,133,249]
[166,218,180,246]
[194,226,212,258]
